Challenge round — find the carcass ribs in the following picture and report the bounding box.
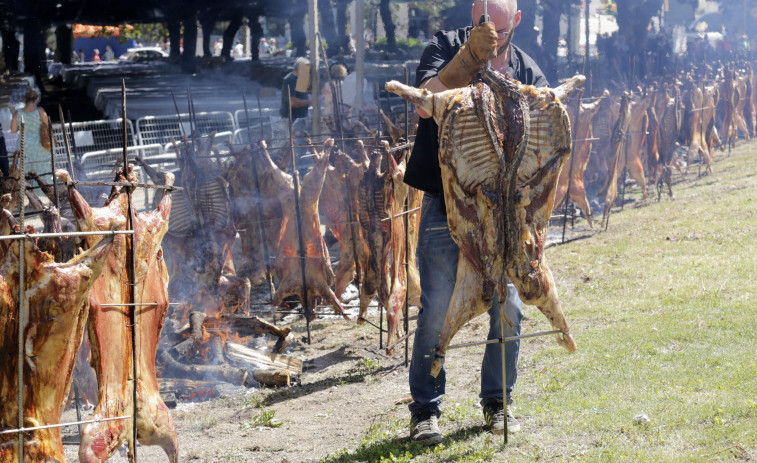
[57,168,178,463]
[0,224,119,462]
[386,69,580,376]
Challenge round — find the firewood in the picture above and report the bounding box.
[158,351,248,385]
[253,369,291,387]
[225,341,303,375]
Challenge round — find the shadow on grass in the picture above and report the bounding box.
[320,424,490,463]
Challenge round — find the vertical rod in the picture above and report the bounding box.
[316,32,345,149]
[376,82,382,146]
[58,106,76,182]
[562,95,580,243]
[582,0,589,76]
[403,193,410,367]
[243,93,274,303]
[404,66,410,139]
[169,88,186,138]
[73,384,83,437]
[122,80,139,462]
[16,117,26,462]
[404,66,410,367]
[67,110,78,156]
[620,133,628,210]
[500,305,507,445]
[308,0,321,138]
[355,0,365,111]
[288,87,311,344]
[47,117,59,208]
[379,303,383,349]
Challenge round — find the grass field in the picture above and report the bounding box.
[320,145,757,462]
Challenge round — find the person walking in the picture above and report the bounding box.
[405,0,549,446]
[10,89,52,171]
[103,45,115,61]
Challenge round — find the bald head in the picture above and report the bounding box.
[471,0,520,62]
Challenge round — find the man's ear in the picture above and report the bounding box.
[513,10,522,29]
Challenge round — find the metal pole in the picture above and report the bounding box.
[308,0,321,138]
[122,79,139,462]
[16,117,26,462]
[73,384,83,437]
[288,87,311,344]
[243,93,274,303]
[583,0,590,76]
[562,95,580,243]
[47,117,59,208]
[355,0,366,111]
[500,304,507,445]
[620,132,629,210]
[58,106,76,182]
[379,303,384,349]
[170,88,186,138]
[404,66,411,367]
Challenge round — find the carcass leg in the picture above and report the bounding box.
[569,179,594,228]
[431,254,491,378]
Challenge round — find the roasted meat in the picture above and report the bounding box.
[0,224,119,462]
[386,69,581,375]
[271,139,347,320]
[600,92,633,228]
[554,89,608,227]
[58,167,178,463]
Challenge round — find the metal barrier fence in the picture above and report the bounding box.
[80,144,164,181]
[51,119,137,160]
[136,111,236,146]
[233,108,276,131]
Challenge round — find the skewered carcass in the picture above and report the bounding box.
[600,92,633,228]
[0,223,120,462]
[320,146,370,300]
[553,89,608,227]
[269,139,347,320]
[357,142,412,352]
[385,69,580,376]
[57,167,179,463]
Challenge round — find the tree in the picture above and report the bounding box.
[379,0,397,52]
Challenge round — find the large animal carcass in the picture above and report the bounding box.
[386,69,579,376]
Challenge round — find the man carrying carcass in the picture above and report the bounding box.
[405,0,548,445]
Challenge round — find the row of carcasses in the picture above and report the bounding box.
[553,61,756,228]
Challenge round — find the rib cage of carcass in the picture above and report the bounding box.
[385,69,579,376]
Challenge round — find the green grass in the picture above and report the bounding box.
[321,145,757,461]
[240,410,284,429]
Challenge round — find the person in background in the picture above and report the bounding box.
[103,45,115,61]
[280,56,312,121]
[92,49,101,62]
[267,38,279,56]
[10,89,51,169]
[405,0,548,446]
[232,40,245,59]
[214,38,224,57]
[77,49,85,63]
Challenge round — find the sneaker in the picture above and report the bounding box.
[410,412,442,446]
[483,402,521,434]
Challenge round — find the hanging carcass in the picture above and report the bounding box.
[385,68,579,376]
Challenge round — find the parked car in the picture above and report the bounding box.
[118,47,168,62]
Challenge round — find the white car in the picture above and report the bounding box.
[118,47,168,62]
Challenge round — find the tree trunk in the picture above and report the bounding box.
[540,0,562,84]
[318,0,340,57]
[616,0,665,83]
[250,12,263,61]
[517,0,540,63]
[182,13,198,74]
[288,5,308,57]
[199,13,215,58]
[1,27,20,72]
[168,21,182,60]
[54,25,73,65]
[222,13,242,59]
[335,0,351,55]
[379,0,397,52]
[23,22,45,85]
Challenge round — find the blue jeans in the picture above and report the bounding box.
[409,194,523,416]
